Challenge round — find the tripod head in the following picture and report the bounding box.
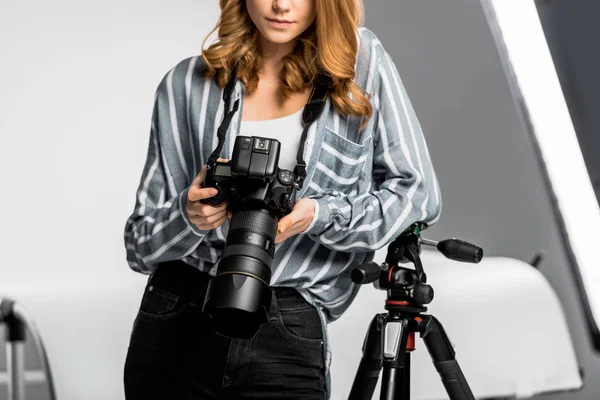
[351,223,483,310]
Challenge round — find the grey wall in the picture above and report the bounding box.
[535,0,600,203]
[362,0,599,399]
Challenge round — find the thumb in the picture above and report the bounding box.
[187,166,218,202]
[192,165,207,186]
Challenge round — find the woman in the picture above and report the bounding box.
[123,0,442,399]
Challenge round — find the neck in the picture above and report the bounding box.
[258,36,298,80]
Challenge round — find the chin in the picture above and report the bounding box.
[263,31,299,44]
[266,35,297,44]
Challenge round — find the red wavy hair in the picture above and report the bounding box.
[201,0,373,131]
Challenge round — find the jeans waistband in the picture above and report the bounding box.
[149,260,211,303]
[151,260,313,313]
[270,287,312,314]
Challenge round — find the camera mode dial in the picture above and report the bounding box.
[278,169,294,186]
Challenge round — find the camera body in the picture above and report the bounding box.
[204,136,297,219]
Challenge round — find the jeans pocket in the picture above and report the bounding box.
[127,293,205,362]
[277,306,323,346]
[138,284,185,321]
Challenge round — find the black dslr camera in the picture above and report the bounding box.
[202,135,298,339]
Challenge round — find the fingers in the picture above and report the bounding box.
[275,199,316,243]
[275,227,294,244]
[190,208,227,224]
[186,200,228,231]
[275,218,295,243]
[190,210,228,230]
[277,214,297,234]
[188,187,219,202]
[187,201,227,218]
[205,213,228,230]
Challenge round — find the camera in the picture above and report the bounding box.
[202,136,298,339]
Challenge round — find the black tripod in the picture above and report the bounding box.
[348,223,483,400]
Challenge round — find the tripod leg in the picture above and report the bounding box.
[380,318,411,400]
[379,352,411,400]
[402,353,410,400]
[348,314,385,400]
[419,315,475,400]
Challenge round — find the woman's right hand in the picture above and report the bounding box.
[186,163,229,231]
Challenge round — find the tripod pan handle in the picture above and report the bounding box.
[351,262,381,284]
[437,239,483,263]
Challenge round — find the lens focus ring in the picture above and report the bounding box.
[230,210,278,237]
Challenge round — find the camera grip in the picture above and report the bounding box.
[199,181,226,206]
[201,192,225,207]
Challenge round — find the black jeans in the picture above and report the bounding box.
[124,260,326,399]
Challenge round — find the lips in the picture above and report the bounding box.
[267,18,294,29]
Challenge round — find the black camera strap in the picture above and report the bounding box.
[208,63,332,189]
[295,73,331,188]
[208,65,240,168]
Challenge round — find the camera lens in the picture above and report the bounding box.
[203,209,277,339]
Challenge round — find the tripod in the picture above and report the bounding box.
[348,223,483,400]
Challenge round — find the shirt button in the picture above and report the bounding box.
[308,139,315,145]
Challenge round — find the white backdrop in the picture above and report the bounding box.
[0,0,217,284]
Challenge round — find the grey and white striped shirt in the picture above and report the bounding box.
[124,26,441,390]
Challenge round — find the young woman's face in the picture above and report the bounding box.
[246,0,316,46]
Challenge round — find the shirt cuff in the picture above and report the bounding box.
[301,198,332,236]
[178,187,207,237]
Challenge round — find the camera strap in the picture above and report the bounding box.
[208,66,241,168]
[295,73,331,188]
[208,63,332,189]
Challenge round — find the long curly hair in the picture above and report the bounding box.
[201,0,373,131]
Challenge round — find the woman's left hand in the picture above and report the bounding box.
[275,198,315,244]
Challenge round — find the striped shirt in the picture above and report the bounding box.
[124,26,442,395]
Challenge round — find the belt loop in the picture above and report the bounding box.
[268,288,279,320]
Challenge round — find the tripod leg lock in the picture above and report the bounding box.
[383,321,404,359]
[419,315,475,400]
[418,315,455,359]
[433,360,475,400]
